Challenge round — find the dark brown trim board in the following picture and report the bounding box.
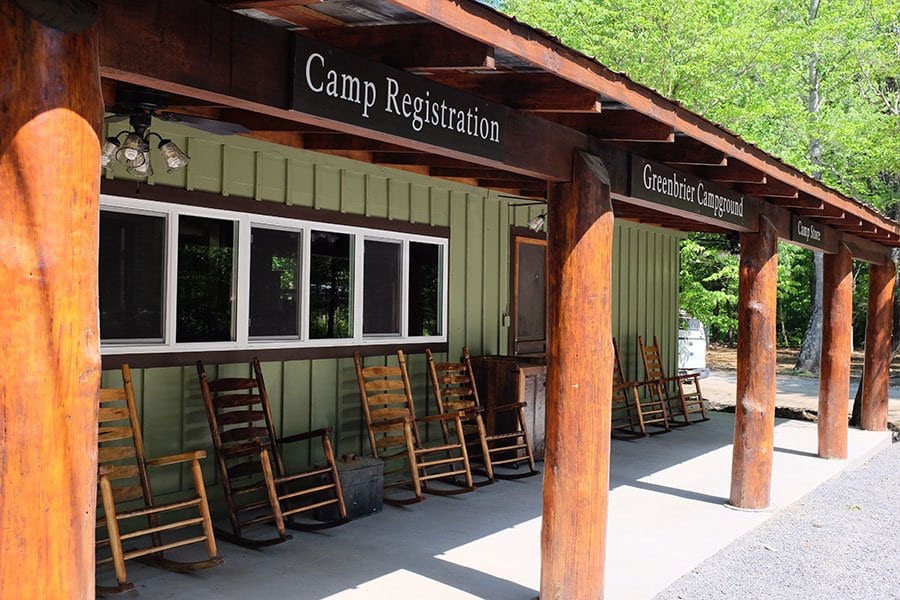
[102,342,448,370]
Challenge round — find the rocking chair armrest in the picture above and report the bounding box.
[145,450,207,467]
[378,416,414,427]
[278,427,333,445]
[416,412,463,423]
[645,375,687,386]
[485,401,527,413]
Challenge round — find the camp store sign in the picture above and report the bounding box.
[630,157,754,229]
[292,35,505,161]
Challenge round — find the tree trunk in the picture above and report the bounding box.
[795,251,824,371]
[795,0,825,373]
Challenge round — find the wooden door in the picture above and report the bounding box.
[510,234,547,356]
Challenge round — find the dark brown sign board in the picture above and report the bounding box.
[790,215,827,251]
[292,35,505,161]
[629,156,756,230]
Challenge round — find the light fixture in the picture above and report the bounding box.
[157,139,190,171]
[101,112,190,177]
[527,212,547,232]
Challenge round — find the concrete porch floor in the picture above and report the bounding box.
[109,413,891,599]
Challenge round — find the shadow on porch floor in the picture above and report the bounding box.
[106,412,890,599]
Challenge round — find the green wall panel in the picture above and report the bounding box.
[103,123,682,510]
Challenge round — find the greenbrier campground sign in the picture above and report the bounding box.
[292,35,505,161]
[629,156,754,229]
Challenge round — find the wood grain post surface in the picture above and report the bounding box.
[818,244,853,458]
[541,151,614,599]
[730,217,778,509]
[0,3,102,597]
[861,261,896,431]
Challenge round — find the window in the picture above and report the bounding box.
[363,239,401,336]
[98,194,448,355]
[408,242,442,337]
[250,227,301,338]
[99,210,165,341]
[309,231,352,339]
[176,216,235,343]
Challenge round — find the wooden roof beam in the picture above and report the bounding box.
[695,161,766,184]
[737,181,798,198]
[430,166,543,183]
[300,133,413,152]
[543,111,674,142]
[388,0,900,239]
[306,23,495,70]
[372,152,478,169]
[214,1,347,29]
[426,72,600,112]
[621,140,726,166]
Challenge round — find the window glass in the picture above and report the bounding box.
[99,211,165,341]
[176,216,235,342]
[309,231,352,339]
[363,240,402,335]
[250,227,301,337]
[407,242,442,337]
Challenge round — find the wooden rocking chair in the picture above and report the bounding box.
[354,350,476,505]
[639,335,708,425]
[196,357,348,548]
[426,347,539,480]
[96,364,223,596]
[612,338,670,436]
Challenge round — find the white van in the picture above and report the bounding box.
[677,313,709,379]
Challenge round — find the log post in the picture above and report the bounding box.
[0,2,102,598]
[860,261,896,430]
[541,151,614,599]
[730,216,778,509]
[818,244,853,458]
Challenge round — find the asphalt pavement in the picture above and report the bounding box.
[656,425,900,600]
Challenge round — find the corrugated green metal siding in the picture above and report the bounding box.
[101,122,680,509]
[611,221,682,382]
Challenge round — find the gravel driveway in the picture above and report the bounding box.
[655,442,900,600]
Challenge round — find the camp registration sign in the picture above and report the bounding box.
[629,156,753,229]
[292,35,505,161]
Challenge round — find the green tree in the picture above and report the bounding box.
[501,0,899,360]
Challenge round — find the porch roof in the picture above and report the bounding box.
[98,0,900,254]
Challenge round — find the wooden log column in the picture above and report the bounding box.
[730,216,778,509]
[860,261,896,430]
[542,151,614,599]
[0,2,102,598]
[818,244,853,458]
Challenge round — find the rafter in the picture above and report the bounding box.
[425,72,600,112]
[621,140,727,166]
[694,161,766,184]
[305,23,494,70]
[737,181,799,199]
[542,110,673,142]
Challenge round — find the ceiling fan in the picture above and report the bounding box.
[104,86,250,137]
[102,86,250,177]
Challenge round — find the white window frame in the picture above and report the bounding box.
[99,194,449,355]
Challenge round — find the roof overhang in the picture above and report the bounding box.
[96,0,900,260]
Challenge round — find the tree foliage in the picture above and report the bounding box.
[500,0,899,348]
